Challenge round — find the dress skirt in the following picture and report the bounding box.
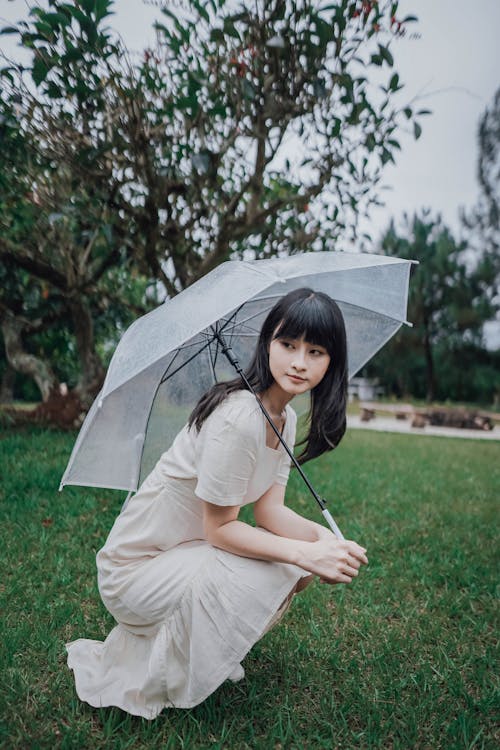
[66,476,309,719]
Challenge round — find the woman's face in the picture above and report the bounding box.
[267,328,331,395]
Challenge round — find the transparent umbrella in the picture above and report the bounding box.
[60,251,415,537]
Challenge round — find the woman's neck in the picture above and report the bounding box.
[257,383,293,419]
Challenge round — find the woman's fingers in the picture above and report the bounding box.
[345,541,368,565]
[304,538,368,583]
[343,564,359,577]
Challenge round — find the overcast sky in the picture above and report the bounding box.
[2,0,499,343]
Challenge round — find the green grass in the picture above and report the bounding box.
[0,426,498,749]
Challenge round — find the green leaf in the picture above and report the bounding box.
[176,94,198,114]
[210,28,224,43]
[381,148,394,165]
[160,8,190,43]
[389,72,399,91]
[366,133,376,152]
[46,81,62,98]
[330,118,341,137]
[378,44,394,67]
[45,12,70,29]
[0,67,15,85]
[0,27,19,36]
[209,102,226,117]
[102,223,113,244]
[314,15,334,47]
[223,18,240,39]
[192,0,210,23]
[34,20,56,40]
[188,73,202,95]
[403,107,412,119]
[80,0,95,13]
[225,11,250,23]
[63,44,83,63]
[414,121,422,140]
[95,0,113,22]
[32,56,51,85]
[370,54,383,66]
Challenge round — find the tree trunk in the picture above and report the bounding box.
[422,321,436,402]
[1,310,59,402]
[68,298,105,408]
[0,364,16,403]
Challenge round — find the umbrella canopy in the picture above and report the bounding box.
[61,251,414,493]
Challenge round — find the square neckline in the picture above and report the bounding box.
[231,389,288,453]
[261,405,288,453]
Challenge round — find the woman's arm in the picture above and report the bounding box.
[203,501,304,565]
[253,483,333,542]
[202,499,368,584]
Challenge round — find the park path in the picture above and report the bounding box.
[347,414,500,441]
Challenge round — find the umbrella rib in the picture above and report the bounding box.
[220,320,261,337]
[217,303,246,334]
[217,306,265,335]
[160,339,214,384]
[222,331,259,338]
[234,295,409,327]
[207,341,218,383]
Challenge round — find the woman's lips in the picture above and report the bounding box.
[288,374,305,382]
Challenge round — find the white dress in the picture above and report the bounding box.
[66,390,310,719]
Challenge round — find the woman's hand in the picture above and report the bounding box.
[297,537,368,585]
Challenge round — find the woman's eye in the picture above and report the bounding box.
[281,341,293,349]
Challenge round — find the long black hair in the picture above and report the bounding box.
[187,287,348,464]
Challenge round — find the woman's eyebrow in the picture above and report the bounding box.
[279,336,326,349]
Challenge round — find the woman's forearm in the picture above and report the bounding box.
[207,518,308,566]
[255,504,332,543]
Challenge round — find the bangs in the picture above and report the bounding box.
[273,295,335,352]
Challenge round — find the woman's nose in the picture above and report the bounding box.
[291,349,307,370]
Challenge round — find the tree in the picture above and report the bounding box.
[373,210,499,402]
[0,86,151,414]
[1,0,424,412]
[460,85,500,349]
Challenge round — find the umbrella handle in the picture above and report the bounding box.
[322,508,345,540]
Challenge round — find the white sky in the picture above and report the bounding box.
[2,0,500,344]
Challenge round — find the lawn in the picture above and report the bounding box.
[0,426,498,749]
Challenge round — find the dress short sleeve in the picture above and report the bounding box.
[193,401,260,506]
[275,406,298,486]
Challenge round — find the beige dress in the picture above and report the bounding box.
[66,390,309,719]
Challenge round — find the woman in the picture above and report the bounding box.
[67,287,368,718]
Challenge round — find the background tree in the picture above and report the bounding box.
[366,210,499,403]
[0,86,151,413]
[1,0,424,413]
[460,85,500,349]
